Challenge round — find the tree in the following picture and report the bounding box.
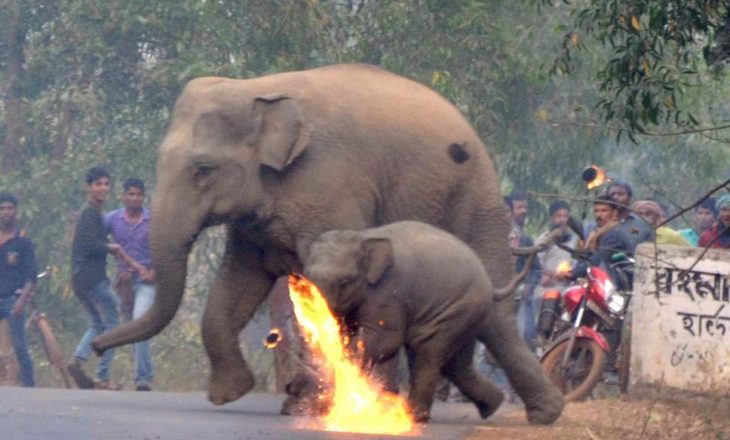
[543,0,730,140]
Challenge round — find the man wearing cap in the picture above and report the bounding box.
[559,195,635,290]
[679,197,717,246]
[607,180,655,247]
[698,194,730,248]
[0,192,37,387]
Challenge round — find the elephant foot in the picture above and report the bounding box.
[474,391,504,419]
[280,394,330,416]
[280,372,331,416]
[410,408,430,424]
[524,386,565,425]
[208,366,255,406]
[407,403,431,424]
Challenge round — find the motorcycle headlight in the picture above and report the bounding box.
[602,278,625,313]
[606,291,626,314]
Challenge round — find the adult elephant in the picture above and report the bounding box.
[92,64,563,424]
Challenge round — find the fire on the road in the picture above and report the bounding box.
[287,274,417,435]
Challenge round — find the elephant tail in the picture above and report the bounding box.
[494,227,568,301]
[494,252,536,301]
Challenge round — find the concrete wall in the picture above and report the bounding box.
[631,243,730,396]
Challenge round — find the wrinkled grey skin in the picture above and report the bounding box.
[90,64,561,423]
[303,221,563,423]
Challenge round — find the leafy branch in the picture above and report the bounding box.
[544,119,730,140]
[540,0,729,140]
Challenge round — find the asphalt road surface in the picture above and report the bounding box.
[1,387,525,440]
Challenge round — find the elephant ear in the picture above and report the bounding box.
[253,93,310,171]
[361,238,393,285]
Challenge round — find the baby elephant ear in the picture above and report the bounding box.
[362,238,393,284]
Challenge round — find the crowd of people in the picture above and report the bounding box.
[504,180,728,351]
[464,180,727,403]
[0,166,156,391]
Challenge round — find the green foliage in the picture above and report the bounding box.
[543,0,730,139]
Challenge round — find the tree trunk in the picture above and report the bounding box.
[1,0,27,174]
[52,104,77,160]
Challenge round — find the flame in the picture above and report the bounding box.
[586,165,607,190]
[288,274,416,435]
[556,260,572,274]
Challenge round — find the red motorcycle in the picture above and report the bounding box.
[536,254,633,401]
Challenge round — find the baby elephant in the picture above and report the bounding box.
[303,221,513,422]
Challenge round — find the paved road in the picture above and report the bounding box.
[1,387,526,439]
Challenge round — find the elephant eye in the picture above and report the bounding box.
[338,277,356,289]
[194,163,216,180]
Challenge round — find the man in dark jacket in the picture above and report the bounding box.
[0,192,37,387]
[67,166,145,390]
[561,195,635,290]
[607,180,654,247]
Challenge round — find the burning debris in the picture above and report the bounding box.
[285,274,417,435]
[264,328,281,349]
[582,164,609,190]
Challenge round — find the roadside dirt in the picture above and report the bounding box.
[467,388,730,440]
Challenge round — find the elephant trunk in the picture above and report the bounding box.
[91,223,194,354]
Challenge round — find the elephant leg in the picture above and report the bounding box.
[360,332,403,394]
[475,311,564,425]
[202,235,275,406]
[441,340,504,419]
[359,297,407,393]
[406,346,443,423]
[367,352,400,394]
[280,369,331,416]
[361,329,404,371]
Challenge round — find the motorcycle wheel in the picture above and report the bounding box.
[541,338,606,402]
